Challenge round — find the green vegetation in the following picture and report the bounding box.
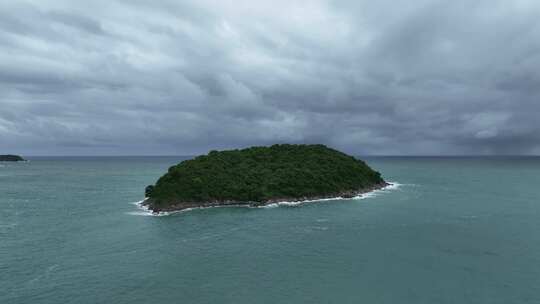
[145,144,385,211]
[0,155,25,161]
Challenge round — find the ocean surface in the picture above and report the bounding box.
[1,156,540,303]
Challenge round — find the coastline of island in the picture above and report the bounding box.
[0,155,26,162]
[142,144,390,215]
[140,181,394,214]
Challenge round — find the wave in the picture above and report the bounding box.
[260,181,402,208]
[127,182,402,216]
[127,200,237,217]
[127,200,173,217]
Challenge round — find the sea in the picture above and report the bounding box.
[1,156,539,303]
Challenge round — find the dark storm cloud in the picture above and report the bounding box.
[1,0,540,155]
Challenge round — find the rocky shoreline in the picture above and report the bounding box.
[143,181,391,214]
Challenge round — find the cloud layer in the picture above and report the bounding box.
[1,0,540,155]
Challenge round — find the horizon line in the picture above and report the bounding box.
[20,154,540,158]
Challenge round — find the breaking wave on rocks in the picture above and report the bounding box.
[260,182,401,208]
[126,200,171,217]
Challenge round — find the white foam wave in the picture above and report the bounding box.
[127,199,173,217]
[127,199,246,216]
[126,211,154,216]
[259,181,401,208]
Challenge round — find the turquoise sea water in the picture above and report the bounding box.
[1,156,540,303]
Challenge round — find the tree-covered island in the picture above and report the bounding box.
[0,155,26,161]
[143,144,388,213]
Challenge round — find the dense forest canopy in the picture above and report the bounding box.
[0,155,25,161]
[145,144,385,210]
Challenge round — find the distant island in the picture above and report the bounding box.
[0,155,26,162]
[143,144,388,213]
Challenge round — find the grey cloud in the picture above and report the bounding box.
[1,0,540,155]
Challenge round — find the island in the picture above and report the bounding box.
[143,144,388,213]
[0,154,26,162]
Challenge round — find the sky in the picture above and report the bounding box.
[1,0,540,156]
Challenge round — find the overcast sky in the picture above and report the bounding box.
[1,0,540,155]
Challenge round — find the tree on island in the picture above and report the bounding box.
[144,144,387,213]
[0,155,26,162]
